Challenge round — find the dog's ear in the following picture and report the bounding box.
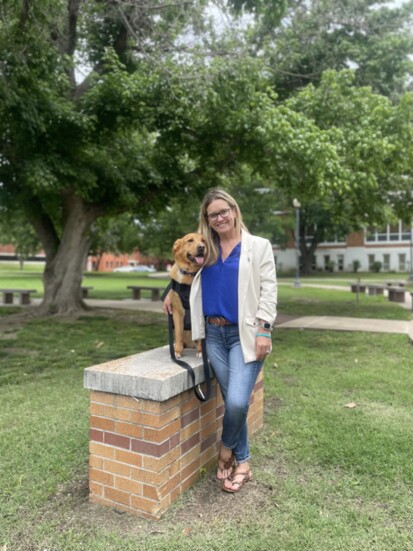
[172,238,182,254]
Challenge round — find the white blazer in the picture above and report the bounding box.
[190,230,277,363]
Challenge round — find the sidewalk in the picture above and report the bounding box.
[82,298,413,340]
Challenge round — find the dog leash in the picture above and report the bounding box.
[167,313,211,402]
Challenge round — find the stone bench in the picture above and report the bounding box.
[350,283,366,293]
[388,287,406,303]
[366,284,386,296]
[127,285,162,301]
[0,288,37,305]
[81,286,94,298]
[83,347,264,520]
[386,280,406,287]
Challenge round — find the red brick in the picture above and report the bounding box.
[201,432,216,453]
[90,391,115,405]
[90,415,115,432]
[89,468,114,487]
[180,445,200,469]
[90,428,104,443]
[90,442,116,460]
[181,432,199,455]
[131,407,180,429]
[181,419,200,442]
[105,486,131,506]
[116,421,143,439]
[131,438,170,457]
[143,484,159,500]
[181,469,200,493]
[181,408,199,428]
[130,494,161,516]
[103,459,131,477]
[143,445,180,473]
[90,402,116,419]
[104,432,131,450]
[255,377,264,391]
[159,471,181,499]
[89,480,103,497]
[130,466,170,486]
[115,476,143,496]
[182,457,200,482]
[143,419,180,443]
[115,449,142,468]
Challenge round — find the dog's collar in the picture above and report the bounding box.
[179,268,198,277]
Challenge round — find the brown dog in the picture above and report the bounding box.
[167,232,207,358]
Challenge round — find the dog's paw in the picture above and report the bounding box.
[175,349,183,358]
[195,351,202,358]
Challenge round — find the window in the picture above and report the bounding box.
[366,222,412,242]
[402,222,411,241]
[368,254,375,270]
[337,255,344,271]
[383,254,390,271]
[399,254,406,271]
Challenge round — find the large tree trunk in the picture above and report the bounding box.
[34,194,97,315]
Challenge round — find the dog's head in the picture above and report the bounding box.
[172,232,207,271]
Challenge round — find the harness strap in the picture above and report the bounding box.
[168,313,211,402]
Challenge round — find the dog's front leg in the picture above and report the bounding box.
[172,305,185,358]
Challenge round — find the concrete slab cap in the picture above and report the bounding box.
[84,345,210,402]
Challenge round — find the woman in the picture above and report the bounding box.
[164,188,277,493]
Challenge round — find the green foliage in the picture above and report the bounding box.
[260,0,413,100]
[371,260,383,273]
[0,212,41,265]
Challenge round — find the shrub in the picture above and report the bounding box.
[371,261,382,273]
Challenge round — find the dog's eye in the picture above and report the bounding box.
[187,239,194,243]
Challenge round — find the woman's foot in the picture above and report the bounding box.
[216,446,234,481]
[222,466,253,493]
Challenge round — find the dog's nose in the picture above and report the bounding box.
[197,245,205,253]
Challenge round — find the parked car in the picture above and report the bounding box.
[113,265,156,273]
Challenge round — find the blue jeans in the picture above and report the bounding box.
[206,324,263,464]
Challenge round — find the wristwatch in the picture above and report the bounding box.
[259,321,273,332]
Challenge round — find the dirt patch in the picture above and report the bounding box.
[32,454,283,543]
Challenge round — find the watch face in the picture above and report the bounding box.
[263,322,271,330]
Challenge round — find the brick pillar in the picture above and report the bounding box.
[86,365,263,520]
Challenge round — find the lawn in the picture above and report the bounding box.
[0,297,412,550]
[0,262,411,319]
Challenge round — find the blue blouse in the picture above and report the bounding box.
[201,242,240,324]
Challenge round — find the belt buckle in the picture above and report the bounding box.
[218,316,226,326]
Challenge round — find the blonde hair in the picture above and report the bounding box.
[198,188,249,266]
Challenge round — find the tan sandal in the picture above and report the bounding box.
[222,469,253,493]
[216,452,235,481]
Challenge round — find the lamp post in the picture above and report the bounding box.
[293,198,301,288]
[409,221,413,281]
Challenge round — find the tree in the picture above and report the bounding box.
[0,212,41,269]
[244,0,413,272]
[258,0,413,100]
[282,71,413,273]
[0,0,287,315]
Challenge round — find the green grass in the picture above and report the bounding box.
[0,262,411,319]
[277,285,412,319]
[0,304,412,550]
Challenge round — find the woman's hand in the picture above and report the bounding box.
[162,294,173,315]
[255,333,271,361]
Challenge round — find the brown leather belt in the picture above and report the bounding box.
[206,316,236,327]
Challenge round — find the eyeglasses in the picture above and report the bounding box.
[207,207,232,221]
